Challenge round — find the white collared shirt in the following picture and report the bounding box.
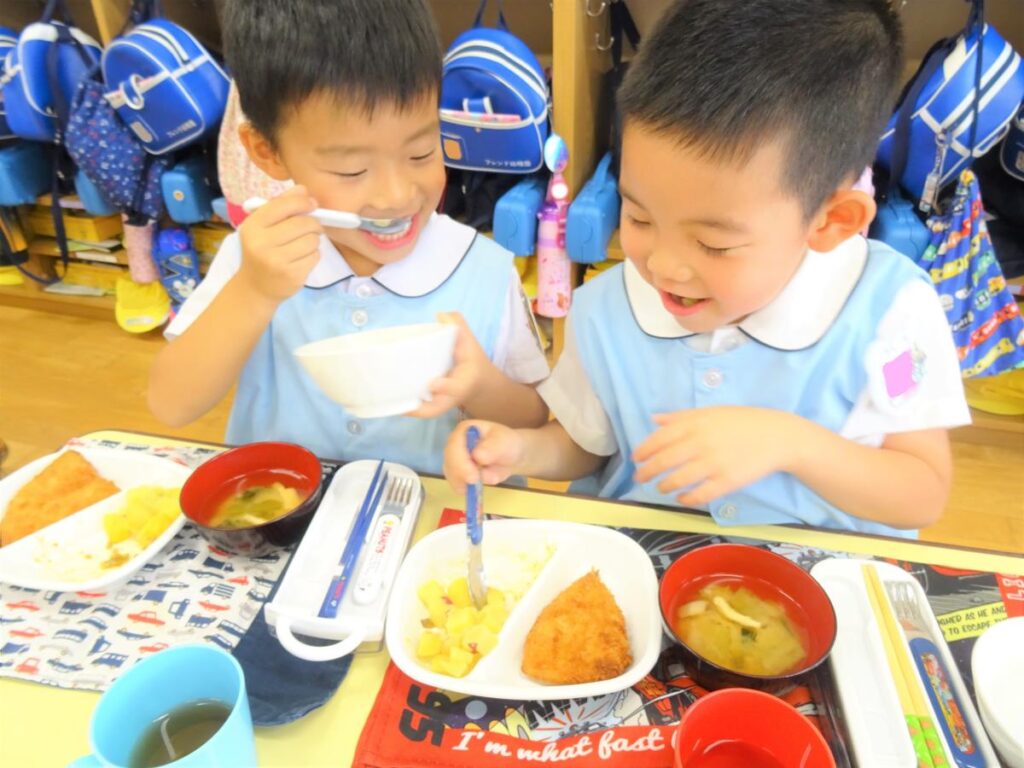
[541,237,971,456]
[167,214,550,385]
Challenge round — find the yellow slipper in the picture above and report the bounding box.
[115,278,171,334]
[0,266,23,286]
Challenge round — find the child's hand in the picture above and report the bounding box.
[444,421,524,493]
[406,312,493,419]
[633,407,798,506]
[237,186,323,303]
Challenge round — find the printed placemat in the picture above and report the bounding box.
[0,437,293,691]
[353,510,1024,768]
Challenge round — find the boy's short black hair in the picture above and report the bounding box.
[222,0,442,141]
[618,0,903,216]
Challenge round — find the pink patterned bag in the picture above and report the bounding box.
[122,216,159,283]
[216,82,291,226]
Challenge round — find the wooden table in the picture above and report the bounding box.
[2,430,1022,767]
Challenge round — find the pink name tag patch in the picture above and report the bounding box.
[883,347,926,400]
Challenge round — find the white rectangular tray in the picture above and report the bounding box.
[264,460,422,661]
[811,558,998,768]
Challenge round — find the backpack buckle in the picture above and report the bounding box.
[120,74,146,110]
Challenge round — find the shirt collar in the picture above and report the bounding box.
[304,213,478,296]
[624,236,869,351]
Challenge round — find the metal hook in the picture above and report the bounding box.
[586,0,608,17]
[595,30,615,52]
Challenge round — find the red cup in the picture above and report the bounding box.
[674,688,835,768]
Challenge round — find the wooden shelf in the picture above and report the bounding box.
[605,230,623,261]
[9,1,1016,354]
[29,238,128,266]
[0,278,115,320]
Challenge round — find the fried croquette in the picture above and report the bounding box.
[1,450,119,546]
[521,570,632,684]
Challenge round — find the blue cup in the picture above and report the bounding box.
[70,645,256,767]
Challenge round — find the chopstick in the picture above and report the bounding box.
[862,565,946,768]
[318,460,387,619]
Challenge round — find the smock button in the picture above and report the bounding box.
[355,283,373,298]
[719,503,737,519]
[702,368,724,388]
[347,420,363,435]
[351,309,369,327]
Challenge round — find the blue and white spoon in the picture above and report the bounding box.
[242,196,411,236]
[465,426,488,610]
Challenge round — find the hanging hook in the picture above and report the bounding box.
[586,0,608,17]
[595,30,615,51]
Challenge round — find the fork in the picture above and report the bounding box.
[352,475,416,606]
[887,581,985,768]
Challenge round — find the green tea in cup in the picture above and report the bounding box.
[129,699,231,768]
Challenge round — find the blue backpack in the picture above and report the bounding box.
[440,0,549,174]
[1002,103,1024,182]
[566,153,621,265]
[492,175,546,255]
[101,15,229,155]
[876,0,1024,211]
[0,1,102,142]
[0,27,17,139]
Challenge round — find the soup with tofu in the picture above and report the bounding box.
[207,470,308,529]
[673,579,808,676]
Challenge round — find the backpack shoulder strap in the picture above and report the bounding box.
[45,27,97,278]
[473,0,508,31]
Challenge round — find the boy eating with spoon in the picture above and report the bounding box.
[148,0,549,472]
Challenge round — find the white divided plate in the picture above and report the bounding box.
[811,559,998,768]
[385,519,661,701]
[0,446,192,591]
[972,617,1024,768]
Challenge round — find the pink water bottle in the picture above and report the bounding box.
[536,134,572,318]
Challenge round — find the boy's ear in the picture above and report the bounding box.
[806,188,876,253]
[238,122,291,181]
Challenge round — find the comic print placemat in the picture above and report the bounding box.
[353,510,1024,768]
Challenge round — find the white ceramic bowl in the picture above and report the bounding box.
[972,617,1024,768]
[294,322,458,418]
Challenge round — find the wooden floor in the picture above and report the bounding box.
[1,304,1021,554]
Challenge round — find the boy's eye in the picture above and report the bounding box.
[410,149,436,162]
[625,213,650,228]
[698,242,732,256]
[331,170,366,179]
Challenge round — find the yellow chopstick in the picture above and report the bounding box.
[862,565,947,768]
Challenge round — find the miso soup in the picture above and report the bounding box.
[674,579,808,676]
[208,470,307,529]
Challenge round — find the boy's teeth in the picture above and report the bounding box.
[680,297,700,307]
[368,218,413,240]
